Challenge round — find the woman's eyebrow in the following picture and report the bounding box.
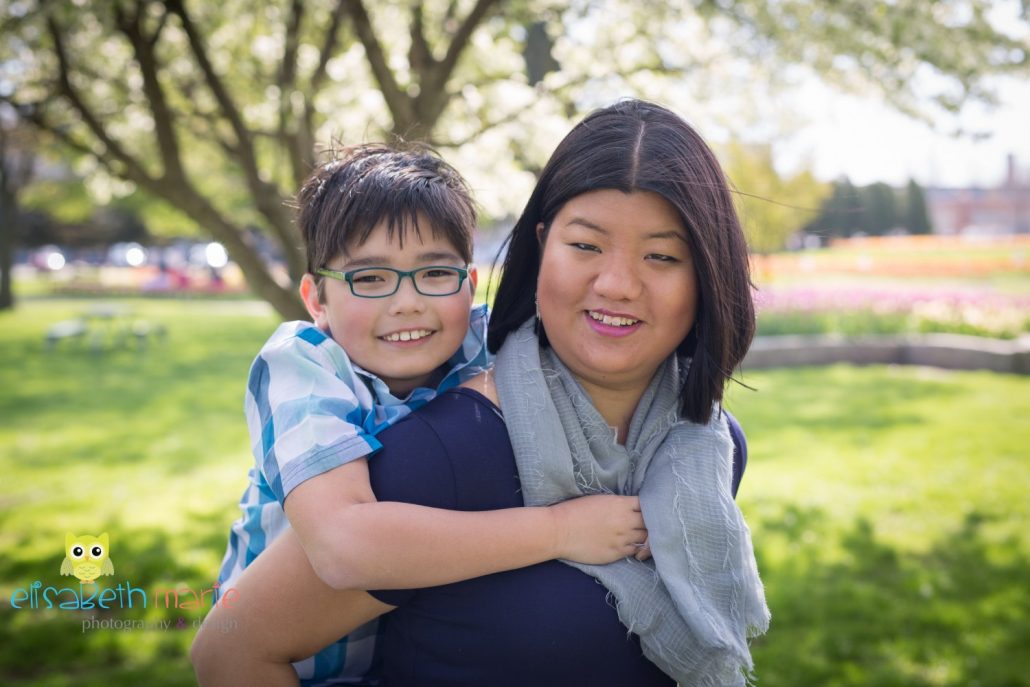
[566,217,608,233]
[645,230,689,242]
[567,218,686,242]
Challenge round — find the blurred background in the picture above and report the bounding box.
[1,1,1028,685]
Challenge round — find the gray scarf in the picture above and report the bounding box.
[495,320,770,686]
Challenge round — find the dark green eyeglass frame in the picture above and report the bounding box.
[315,265,469,298]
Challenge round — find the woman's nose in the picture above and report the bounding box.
[592,252,643,301]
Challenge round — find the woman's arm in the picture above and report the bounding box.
[191,527,393,687]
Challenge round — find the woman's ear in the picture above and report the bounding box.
[535,222,546,245]
[299,274,330,329]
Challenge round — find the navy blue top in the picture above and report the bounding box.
[368,387,747,686]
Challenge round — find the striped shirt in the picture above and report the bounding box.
[216,304,491,686]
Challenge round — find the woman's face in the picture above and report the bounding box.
[537,189,698,395]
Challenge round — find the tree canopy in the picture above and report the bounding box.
[2,0,1025,317]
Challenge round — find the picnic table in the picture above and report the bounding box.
[45,304,166,351]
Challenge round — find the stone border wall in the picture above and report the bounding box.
[743,334,1030,374]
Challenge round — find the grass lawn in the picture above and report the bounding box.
[1,297,1028,686]
[727,365,1030,686]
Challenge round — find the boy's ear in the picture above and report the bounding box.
[467,265,478,297]
[300,274,330,329]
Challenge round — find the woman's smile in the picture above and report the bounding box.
[585,309,643,337]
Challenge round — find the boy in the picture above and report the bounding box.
[209,144,647,686]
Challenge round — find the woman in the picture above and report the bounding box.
[192,99,768,686]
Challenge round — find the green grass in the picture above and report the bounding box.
[0,298,277,686]
[2,298,1028,685]
[727,366,1030,686]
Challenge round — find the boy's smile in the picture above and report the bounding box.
[302,220,476,397]
[378,328,434,343]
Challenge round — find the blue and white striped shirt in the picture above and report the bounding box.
[216,304,491,686]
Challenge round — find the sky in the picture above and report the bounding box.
[774,75,1030,189]
[770,0,1029,190]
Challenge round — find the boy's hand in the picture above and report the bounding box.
[549,494,649,564]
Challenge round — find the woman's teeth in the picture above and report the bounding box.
[588,311,640,327]
[382,329,433,342]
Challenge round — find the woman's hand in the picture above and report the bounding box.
[549,494,649,564]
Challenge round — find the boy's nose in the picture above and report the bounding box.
[388,276,427,314]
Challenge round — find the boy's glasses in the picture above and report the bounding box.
[316,265,469,299]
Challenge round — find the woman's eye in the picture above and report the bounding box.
[647,253,680,263]
[569,242,600,252]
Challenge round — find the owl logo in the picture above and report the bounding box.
[61,533,114,584]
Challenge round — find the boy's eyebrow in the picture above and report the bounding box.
[565,217,688,242]
[340,251,465,269]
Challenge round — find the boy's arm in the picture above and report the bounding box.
[191,528,392,687]
[285,459,646,590]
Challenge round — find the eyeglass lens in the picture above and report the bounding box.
[349,267,463,297]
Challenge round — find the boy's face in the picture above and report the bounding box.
[301,221,476,396]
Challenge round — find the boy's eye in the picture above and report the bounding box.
[423,269,457,279]
[352,273,386,283]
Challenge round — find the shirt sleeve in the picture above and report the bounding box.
[365,410,460,607]
[244,325,382,505]
[724,411,747,498]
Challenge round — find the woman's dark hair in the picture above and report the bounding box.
[488,99,755,424]
[295,142,476,298]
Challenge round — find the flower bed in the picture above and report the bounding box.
[755,286,1030,339]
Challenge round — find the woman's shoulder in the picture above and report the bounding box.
[458,369,500,408]
[370,385,511,509]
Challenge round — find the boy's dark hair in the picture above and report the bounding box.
[488,99,755,425]
[295,143,476,296]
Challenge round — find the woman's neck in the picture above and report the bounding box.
[575,376,649,445]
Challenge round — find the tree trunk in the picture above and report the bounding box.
[0,193,14,311]
[166,187,308,321]
[0,131,17,311]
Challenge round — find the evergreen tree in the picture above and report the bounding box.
[905,179,933,234]
[863,182,898,235]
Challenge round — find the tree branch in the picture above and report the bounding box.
[280,0,305,95]
[437,0,501,85]
[411,0,502,134]
[312,1,348,94]
[431,106,524,148]
[162,0,257,161]
[292,0,350,187]
[147,3,170,50]
[344,0,414,129]
[163,0,303,278]
[44,16,156,188]
[113,1,187,183]
[279,0,307,191]
[409,4,434,75]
